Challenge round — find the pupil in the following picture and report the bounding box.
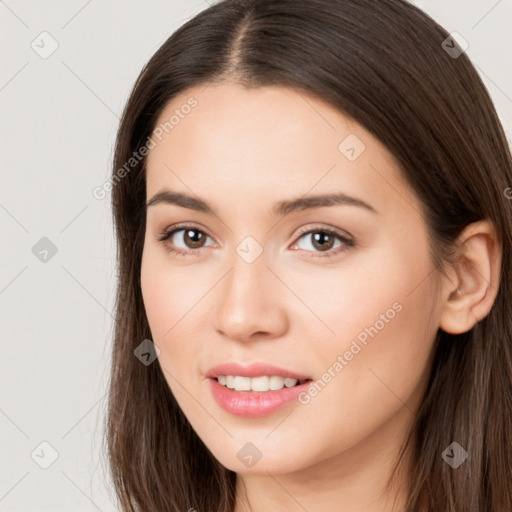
[186,229,204,248]
[313,232,333,251]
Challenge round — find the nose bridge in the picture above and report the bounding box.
[221,243,270,316]
[213,239,287,340]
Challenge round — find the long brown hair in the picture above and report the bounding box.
[103,1,512,510]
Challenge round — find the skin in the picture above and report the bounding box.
[140,82,501,512]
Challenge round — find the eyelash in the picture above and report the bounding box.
[156,223,356,259]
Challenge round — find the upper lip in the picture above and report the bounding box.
[206,362,312,381]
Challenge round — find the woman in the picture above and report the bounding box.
[104,1,512,510]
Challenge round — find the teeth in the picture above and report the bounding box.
[216,375,303,392]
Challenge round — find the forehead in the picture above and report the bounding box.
[145,82,418,218]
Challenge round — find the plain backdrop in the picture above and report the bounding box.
[1,1,511,510]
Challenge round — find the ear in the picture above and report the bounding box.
[439,220,502,334]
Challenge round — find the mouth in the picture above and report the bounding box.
[207,376,314,418]
[212,375,313,393]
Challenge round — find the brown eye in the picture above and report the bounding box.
[292,227,355,258]
[310,232,336,252]
[181,229,207,249]
[157,225,215,255]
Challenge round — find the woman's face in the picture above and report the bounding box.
[141,82,442,475]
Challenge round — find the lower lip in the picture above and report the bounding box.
[208,378,313,418]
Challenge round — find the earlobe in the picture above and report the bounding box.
[438,220,502,335]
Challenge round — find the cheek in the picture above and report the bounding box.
[140,259,171,338]
[302,241,438,431]
[140,246,209,376]
[141,245,199,334]
[140,251,212,425]
[287,244,423,346]
[317,296,436,443]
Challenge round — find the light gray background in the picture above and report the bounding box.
[1,1,511,510]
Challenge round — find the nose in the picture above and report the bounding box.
[213,249,289,343]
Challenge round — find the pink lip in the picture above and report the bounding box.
[206,362,311,380]
[208,378,313,418]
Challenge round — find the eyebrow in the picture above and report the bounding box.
[146,188,378,216]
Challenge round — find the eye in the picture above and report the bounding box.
[156,223,356,259]
[156,223,215,257]
[290,226,355,258]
